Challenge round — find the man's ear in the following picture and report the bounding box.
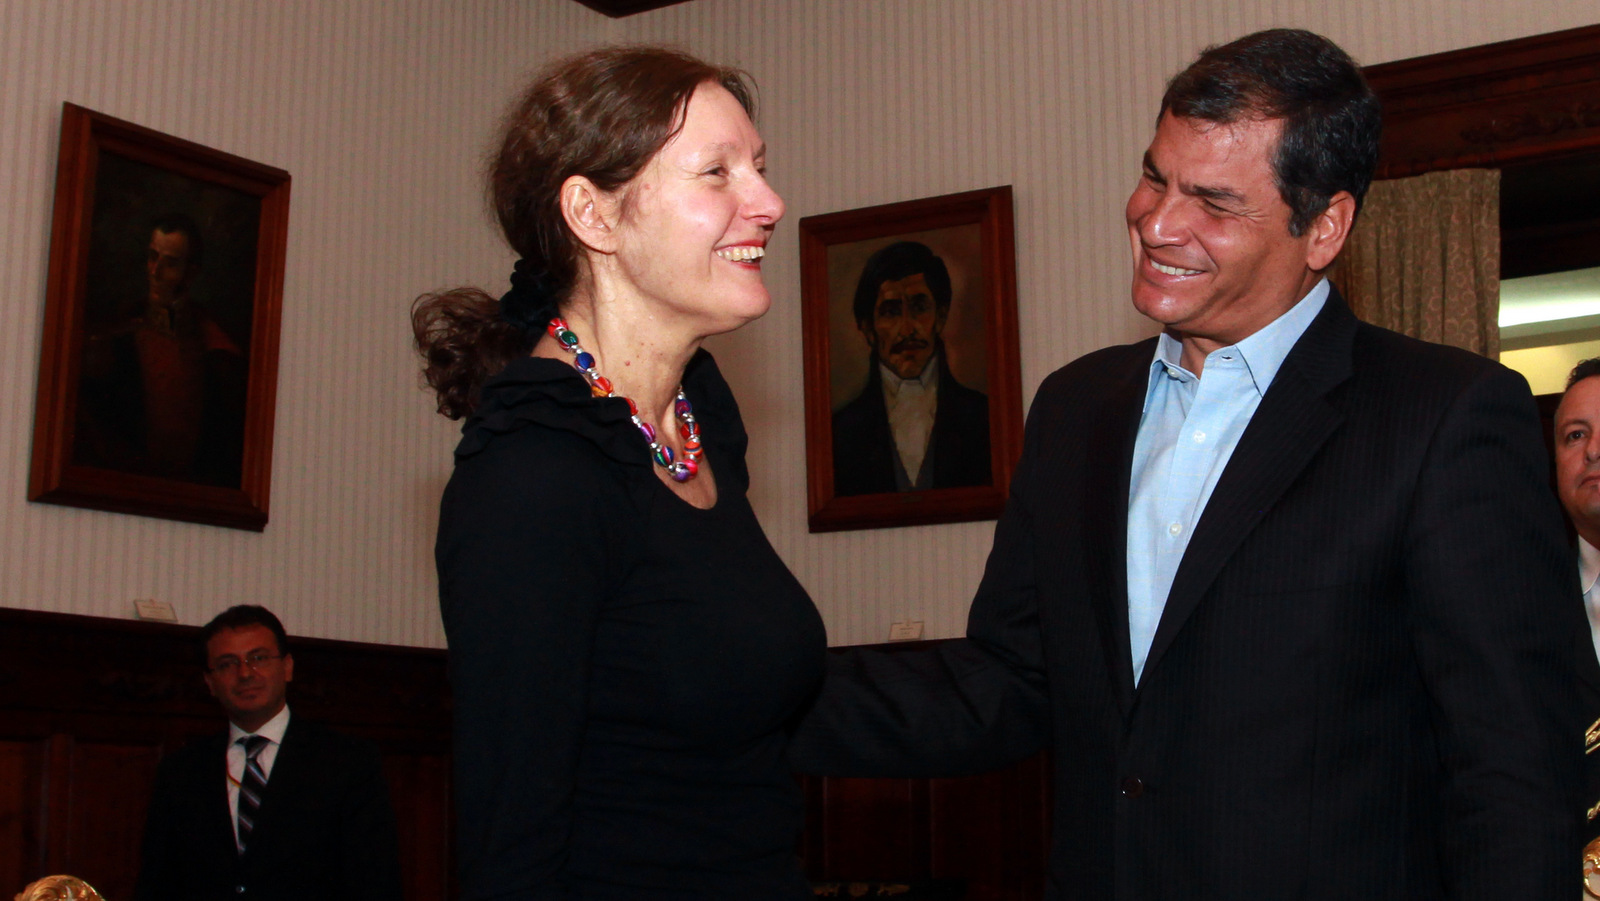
[282,653,294,684]
[1305,190,1357,272]
[560,175,621,255]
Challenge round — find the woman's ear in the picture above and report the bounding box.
[560,175,621,255]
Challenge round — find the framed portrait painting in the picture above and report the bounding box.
[800,186,1022,532]
[28,103,289,531]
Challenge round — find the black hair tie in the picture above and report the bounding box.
[500,258,558,334]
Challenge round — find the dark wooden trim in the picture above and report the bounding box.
[1365,24,1600,179]
[569,0,692,17]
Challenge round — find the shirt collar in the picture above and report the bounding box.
[1581,536,1600,596]
[1146,277,1330,402]
[228,704,291,747]
[880,351,940,400]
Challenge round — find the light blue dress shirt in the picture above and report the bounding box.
[1125,279,1329,685]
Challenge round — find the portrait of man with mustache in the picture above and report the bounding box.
[831,240,991,497]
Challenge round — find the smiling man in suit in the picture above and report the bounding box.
[793,28,1583,900]
[1551,360,1600,888]
[135,605,402,901]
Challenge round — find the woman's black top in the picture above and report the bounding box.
[436,351,826,900]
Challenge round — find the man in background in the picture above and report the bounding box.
[832,240,990,495]
[135,605,401,901]
[1550,358,1600,874]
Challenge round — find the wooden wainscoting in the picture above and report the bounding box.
[799,753,1052,900]
[0,610,1049,900]
[0,607,452,901]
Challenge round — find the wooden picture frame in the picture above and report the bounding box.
[800,186,1022,532]
[29,103,290,531]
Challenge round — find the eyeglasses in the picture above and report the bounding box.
[208,652,281,676]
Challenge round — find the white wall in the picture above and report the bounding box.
[2,0,1595,648]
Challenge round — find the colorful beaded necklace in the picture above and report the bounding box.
[547,317,703,482]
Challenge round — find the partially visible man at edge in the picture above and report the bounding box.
[135,605,402,901]
[1550,358,1600,891]
[792,28,1583,900]
[832,240,990,496]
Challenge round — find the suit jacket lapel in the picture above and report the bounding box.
[206,733,239,858]
[1085,345,1153,715]
[1140,290,1357,684]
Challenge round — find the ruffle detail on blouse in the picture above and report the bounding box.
[455,350,748,485]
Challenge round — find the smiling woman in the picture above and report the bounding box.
[410,47,825,900]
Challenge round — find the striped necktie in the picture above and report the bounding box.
[236,734,271,854]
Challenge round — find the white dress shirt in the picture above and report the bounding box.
[226,704,290,849]
[880,353,940,485]
[1580,537,1600,666]
[1125,280,1329,685]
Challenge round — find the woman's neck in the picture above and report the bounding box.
[533,288,702,424]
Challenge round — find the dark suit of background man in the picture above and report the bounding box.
[135,605,402,901]
[793,28,1583,900]
[832,241,990,496]
[1550,359,1600,892]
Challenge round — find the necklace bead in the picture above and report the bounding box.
[547,317,703,482]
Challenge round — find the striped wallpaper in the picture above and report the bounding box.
[0,0,1594,648]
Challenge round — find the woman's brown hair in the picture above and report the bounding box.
[412,46,755,420]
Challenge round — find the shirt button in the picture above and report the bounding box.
[1167,522,1182,537]
[1192,430,1206,443]
[1121,776,1145,798]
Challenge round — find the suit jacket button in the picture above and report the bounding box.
[1120,776,1145,798]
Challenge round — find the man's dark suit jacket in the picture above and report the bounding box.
[792,290,1586,900]
[832,352,990,496]
[135,717,402,901]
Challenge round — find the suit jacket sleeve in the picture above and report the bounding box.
[133,749,186,901]
[1403,363,1585,898]
[789,390,1052,777]
[334,734,403,900]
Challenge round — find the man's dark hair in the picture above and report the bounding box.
[200,605,289,665]
[150,211,205,269]
[1568,358,1600,391]
[1160,28,1382,237]
[851,241,953,326]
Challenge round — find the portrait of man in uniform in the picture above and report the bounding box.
[71,151,260,489]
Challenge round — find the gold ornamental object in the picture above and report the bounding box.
[1585,836,1600,899]
[14,876,105,901]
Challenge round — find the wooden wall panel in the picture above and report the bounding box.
[62,741,163,901]
[928,755,1051,901]
[0,740,47,894]
[800,755,1050,899]
[385,752,455,900]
